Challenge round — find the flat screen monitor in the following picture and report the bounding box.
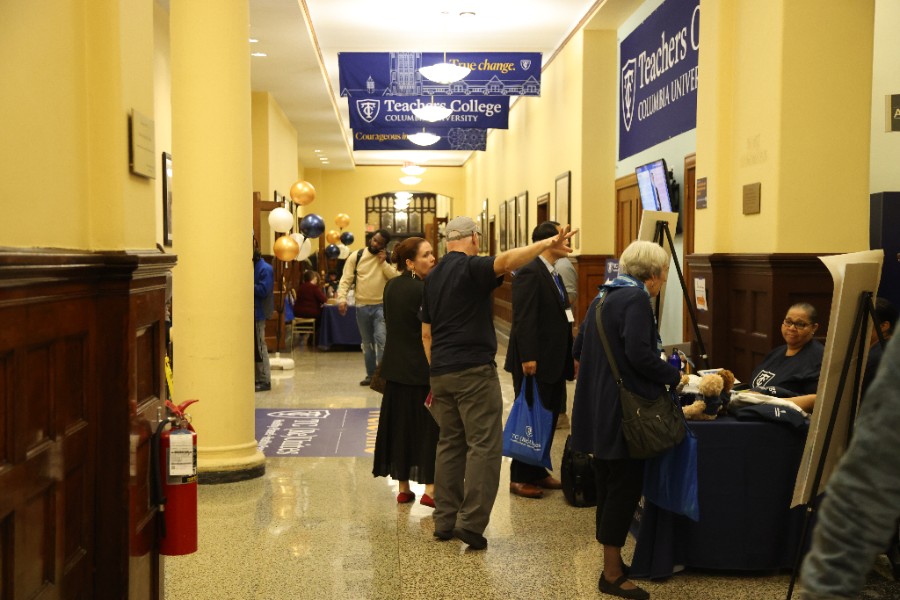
[635,159,673,212]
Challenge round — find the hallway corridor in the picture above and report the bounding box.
[163,339,896,599]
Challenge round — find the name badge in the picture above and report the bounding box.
[565,308,575,323]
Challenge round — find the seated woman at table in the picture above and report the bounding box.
[294,270,327,329]
[749,302,824,413]
[571,240,681,600]
[372,237,439,508]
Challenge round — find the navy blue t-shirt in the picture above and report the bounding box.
[421,252,503,375]
[750,340,824,397]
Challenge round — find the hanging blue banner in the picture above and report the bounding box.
[339,52,542,97]
[619,0,700,159]
[348,96,509,130]
[352,128,487,151]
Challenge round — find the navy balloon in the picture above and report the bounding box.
[340,231,355,246]
[324,244,341,259]
[299,214,325,238]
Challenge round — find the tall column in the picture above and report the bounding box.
[694,0,875,254]
[171,0,264,480]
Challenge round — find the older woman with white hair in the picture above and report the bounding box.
[571,240,682,600]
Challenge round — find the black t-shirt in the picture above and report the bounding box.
[421,252,502,375]
[750,340,824,397]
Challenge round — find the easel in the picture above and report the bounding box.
[651,219,711,370]
[785,290,887,599]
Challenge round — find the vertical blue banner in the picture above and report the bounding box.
[619,0,700,159]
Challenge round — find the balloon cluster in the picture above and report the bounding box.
[268,180,358,264]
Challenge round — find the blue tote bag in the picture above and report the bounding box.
[642,424,700,521]
[502,377,554,469]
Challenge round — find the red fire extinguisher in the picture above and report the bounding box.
[152,398,199,556]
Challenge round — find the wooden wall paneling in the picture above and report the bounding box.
[0,250,173,600]
[573,255,612,325]
[492,275,513,335]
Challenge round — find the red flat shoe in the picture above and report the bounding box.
[420,494,435,508]
[397,491,416,504]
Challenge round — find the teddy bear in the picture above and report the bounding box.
[682,369,737,420]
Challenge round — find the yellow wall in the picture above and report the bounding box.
[1,0,156,250]
[154,1,172,248]
[464,31,588,253]
[695,0,873,254]
[251,91,300,201]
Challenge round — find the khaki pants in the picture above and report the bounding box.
[430,364,503,535]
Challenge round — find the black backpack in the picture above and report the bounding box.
[561,435,597,507]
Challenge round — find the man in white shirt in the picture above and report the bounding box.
[337,229,399,385]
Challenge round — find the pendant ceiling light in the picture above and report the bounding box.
[407,131,440,147]
[411,101,452,122]
[394,191,413,201]
[399,176,421,185]
[401,162,426,176]
[419,53,471,84]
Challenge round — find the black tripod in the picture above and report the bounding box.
[785,290,887,599]
[651,219,711,370]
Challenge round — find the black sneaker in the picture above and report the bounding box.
[433,530,453,541]
[452,528,487,550]
[360,378,372,386]
[255,382,271,392]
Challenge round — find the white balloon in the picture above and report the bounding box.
[268,207,294,232]
[297,238,313,261]
[338,244,350,259]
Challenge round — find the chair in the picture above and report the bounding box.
[292,317,316,348]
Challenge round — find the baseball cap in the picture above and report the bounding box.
[445,216,480,241]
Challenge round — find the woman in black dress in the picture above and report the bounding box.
[372,237,438,507]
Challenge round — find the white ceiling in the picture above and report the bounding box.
[248,0,639,170]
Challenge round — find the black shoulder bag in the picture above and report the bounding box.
[595,293,685,459]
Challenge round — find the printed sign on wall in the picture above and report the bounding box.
[619,0,700,159]
[349,95,509,130]
[340,52,542,97]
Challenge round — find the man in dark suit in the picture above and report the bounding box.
[504,221,576,498]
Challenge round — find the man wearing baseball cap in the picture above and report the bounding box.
[421,215,576,549]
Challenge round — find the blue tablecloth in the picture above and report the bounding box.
[317,304,362,349]
[631,416,808,579]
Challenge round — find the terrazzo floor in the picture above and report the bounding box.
[164,337,899,600]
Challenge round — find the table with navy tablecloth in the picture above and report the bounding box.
[630,416,810,579]
[317,304,362,349]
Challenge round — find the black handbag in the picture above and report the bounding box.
[369,363,387,394]
[561,434,597,507]
[595,293,685,460]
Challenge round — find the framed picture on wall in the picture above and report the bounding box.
[480,199,489,253]
[556,170,576,248]
[499,200,508,252]
[516,191,528,248]
[505,198,516,249]
[162,152,173,246]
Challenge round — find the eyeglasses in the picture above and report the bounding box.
[782,319,811,330]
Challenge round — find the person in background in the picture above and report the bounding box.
[547,220,577,430]
[337,229,399,386]
[571,240,681,600]
[749,302,824,412]
[294,270,327,339]
[324,271,340,298]
[800,335,900,599]
[372,237,439,508]
[504,221,575,499]
[254,237,274,392]
[862,296,897,395]
[422,216,575,550]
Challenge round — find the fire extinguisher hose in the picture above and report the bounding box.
[151,418,170,538]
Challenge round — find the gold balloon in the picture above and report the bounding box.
[273,235,300,261]
[335,213,351,228]
[290,180,316,206]
[325,229,341,245]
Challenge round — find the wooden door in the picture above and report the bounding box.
[682,153,697,342]
[615,173,641,256]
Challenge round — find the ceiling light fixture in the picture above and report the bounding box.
[394,191,413,201]
[249,38,259,43]
[401,162,426,176]
[419,52,470,85]
[399,176,421,185]
[411,100,452,123]
[407,131,440,147]
[251,52,267,57]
